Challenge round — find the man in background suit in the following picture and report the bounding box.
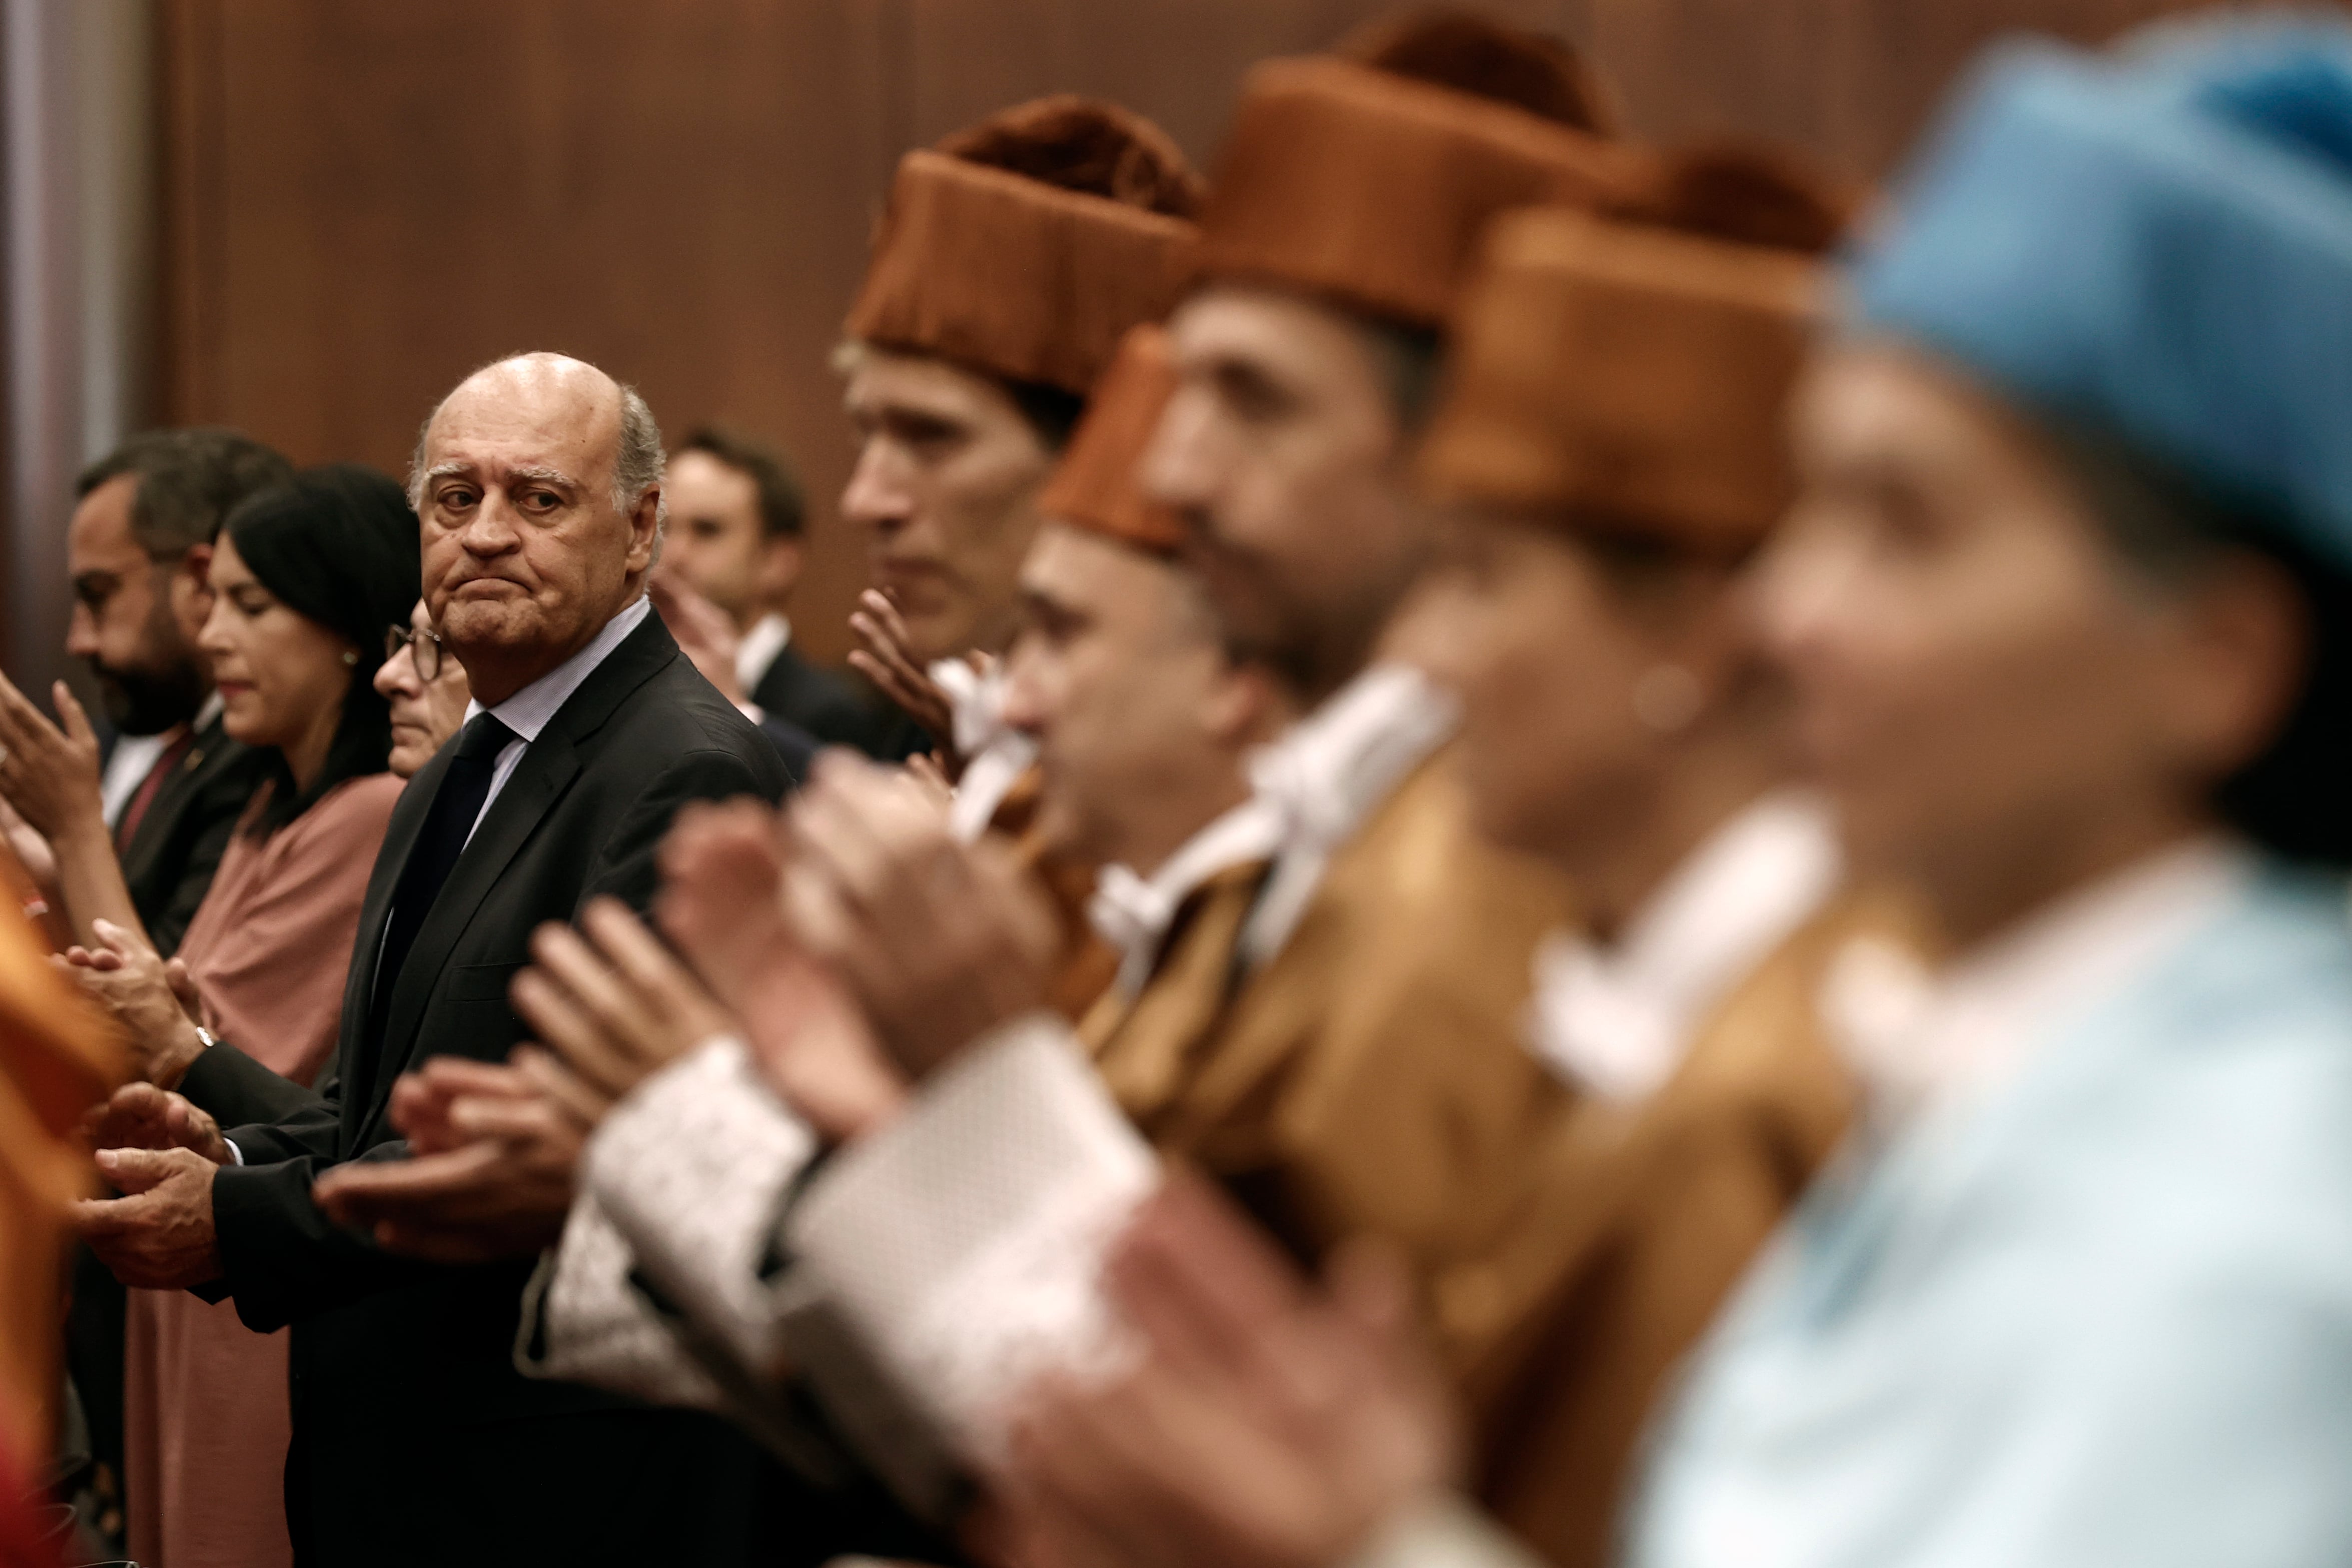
[64,429,290,956]
[662,425,897,755]
[74,353,790,1567]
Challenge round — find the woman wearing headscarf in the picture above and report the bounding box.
[55,465,420,1568]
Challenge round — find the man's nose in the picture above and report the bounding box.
[998,640,1050,737]
[459,494,524,554]
[840,446,913,535]
[1140,389,1218,515]
[64,605,99,657]
[373,651,416,700]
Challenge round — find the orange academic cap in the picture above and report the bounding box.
[844,97,1206,395]
[1417,147,1857,551]
[1037,325,1187,555]
[1192,10,1640,330]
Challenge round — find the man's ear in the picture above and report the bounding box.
[1202,661,1288,750]
[626,484,664,574]
[180,541,214,587]
[756,536,804,606]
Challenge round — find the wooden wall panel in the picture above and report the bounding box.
[156,0,2276,664]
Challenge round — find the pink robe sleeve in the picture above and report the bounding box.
[179,773,405,1089]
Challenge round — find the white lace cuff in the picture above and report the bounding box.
[584,1035,821,1377]
[514,1189,723,1409]
[785,1012,1159,1461]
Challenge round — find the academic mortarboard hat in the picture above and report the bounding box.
[1194,9,1641,330]
[1038,326,1188,556]
[844,97,1205,395]
[1418,147,1851,550]
[1849,16,2352,567]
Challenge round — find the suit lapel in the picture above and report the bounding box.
[333,750,444,1147]
[119,712,227,880]
[352,610,684,1140]
[357,731,583,1141]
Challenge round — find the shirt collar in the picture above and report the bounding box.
[1822,832,2253,1127]
[1090,798,1285,997]
[1526,791,1843,1101]
[734,612,792,693]
[462,593,652,745]
[1246,663,1459,854]
[1234,662,1459,971]
[194,690,225,731]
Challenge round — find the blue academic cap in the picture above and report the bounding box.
[1849,16,2352,569]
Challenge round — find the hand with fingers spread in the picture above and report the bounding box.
[996,1175,1461,1568]
[84,1081,232,1166]
[849,589,957,752]
[655,798,793,1015]
[59,917,209,1087]
[511,897,736,1113]
[312,1054,590,1263]
[0,672,107,844]
[655,797,910,1140]
[76,1146,225,1289]
[649,570,750,708]
[785,750,1059,1081]
[0,796,58,902]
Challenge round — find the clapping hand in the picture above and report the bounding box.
[312,1055,590,1262]
[648,570,751,708]
[75,1092,229,1289]
[655,799,908,1141]
[83,1080,232,1165]
[0,673,105,842]
[59,919,209,1087]
[783,751,1058,1082]
[848,589,957,758]
[993,1175,1460,1568]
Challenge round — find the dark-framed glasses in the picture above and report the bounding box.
[385,623,445,681]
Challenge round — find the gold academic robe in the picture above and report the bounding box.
[1081,748,1577,1369]
[0,878,119,1468]
[1451,889,1918,1568]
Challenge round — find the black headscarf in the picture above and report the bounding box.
[221,464,422,834]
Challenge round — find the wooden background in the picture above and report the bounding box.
[155,0,2236,665]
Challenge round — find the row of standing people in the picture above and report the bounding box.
[9,6,2352,1568]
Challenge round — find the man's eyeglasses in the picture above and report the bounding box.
[385,623,445,682]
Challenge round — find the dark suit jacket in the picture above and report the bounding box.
[117,708,274,956]
[751,642,913,760]
[178,611,789,1567]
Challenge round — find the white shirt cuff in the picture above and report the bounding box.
[1346,1495,1544,1568]
[785,1012,1158,1461]
[515,1189,724,1409]
[584,1035,821,1377]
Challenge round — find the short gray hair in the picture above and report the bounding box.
[406,354,668,560]
[615,383,667,564]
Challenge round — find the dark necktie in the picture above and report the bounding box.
[369,712,516,1045]
[114,726,197,850]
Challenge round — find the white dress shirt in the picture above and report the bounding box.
[733,612,792,699]
[101,691,223,827]
[1236,662,1459,972]
[1524,792,1842,1101]
[1088,797,1285,1000]
[930,655,1039,844]
[458,594,653,846]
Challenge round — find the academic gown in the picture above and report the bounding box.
[1091,747,1576,1362]
[1624,861,2352,1568]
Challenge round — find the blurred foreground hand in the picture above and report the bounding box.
[784,751,1057,1082]
[993,1174,1460,1568]
[313,1055,587,1263]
